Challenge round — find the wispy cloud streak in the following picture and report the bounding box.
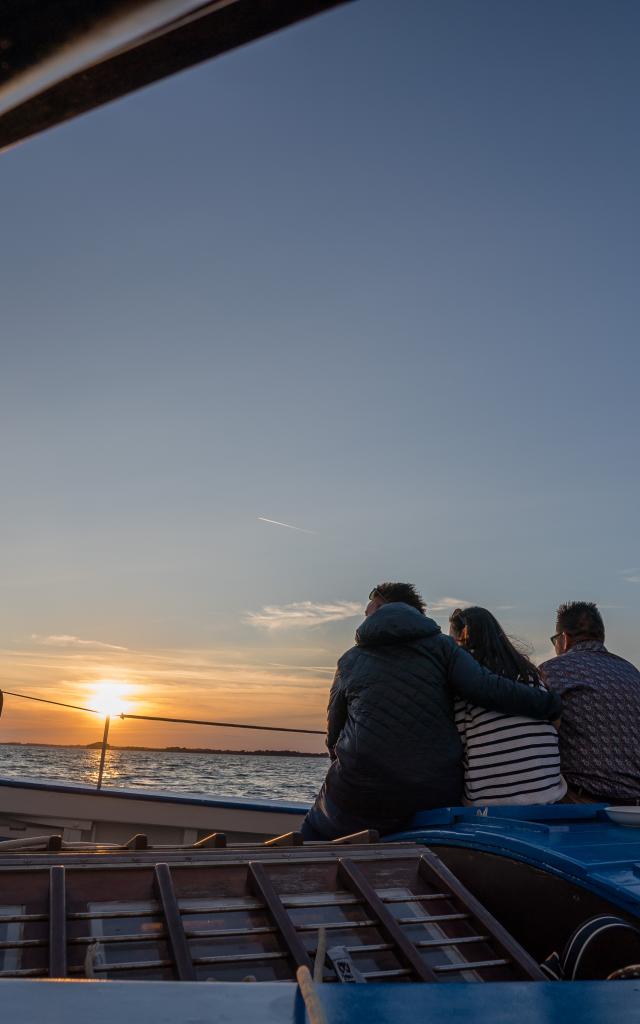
[427,597,471,613]
[246,601,361,631]
[258,517,316,534]
[620,569,640,584]
[31,634,128,652]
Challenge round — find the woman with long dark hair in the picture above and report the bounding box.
[449,606,566,805]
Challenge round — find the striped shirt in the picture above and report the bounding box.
[455,676,567,805]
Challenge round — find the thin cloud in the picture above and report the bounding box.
[427,597,471,613]
[258,516,316,534]
[246,601,362,631]
[620,569,640,584]
[31,634,128,652]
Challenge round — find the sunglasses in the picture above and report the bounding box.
[369,588,385,601]
[550,632,563,645]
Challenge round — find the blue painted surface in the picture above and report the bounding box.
[0,775,309,815]
[388,804,640,917]
[1,979,640,1023]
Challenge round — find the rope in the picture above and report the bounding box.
[1,689,101,715]
[121,712,325,735]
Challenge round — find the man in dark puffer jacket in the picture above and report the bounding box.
[301,582,562,839]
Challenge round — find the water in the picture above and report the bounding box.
[0,744,329,804]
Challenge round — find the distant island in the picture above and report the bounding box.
[0,741,328,758]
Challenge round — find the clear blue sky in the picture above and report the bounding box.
[1,0,639,745]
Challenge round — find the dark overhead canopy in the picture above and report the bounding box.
[0,0,354,153]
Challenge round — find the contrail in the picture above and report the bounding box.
[258,516,316,534]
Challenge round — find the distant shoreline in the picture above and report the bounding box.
[0,741,328,758]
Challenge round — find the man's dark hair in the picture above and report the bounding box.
[556,601,605,642]
[373,582,426,614]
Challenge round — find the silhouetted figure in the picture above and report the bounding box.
[540,601,640,804]
[449,606,565,805]
[302,583,562,840]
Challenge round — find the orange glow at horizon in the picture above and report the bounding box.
[0,643,331,753]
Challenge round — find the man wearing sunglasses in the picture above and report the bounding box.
[301,581,562,840]
[540,601,640,805]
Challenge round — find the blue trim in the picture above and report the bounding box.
[0,775,309,816]
[385,804,640,918]
[1,979,639,1024]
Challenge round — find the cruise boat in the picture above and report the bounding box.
[1,3,639,1021]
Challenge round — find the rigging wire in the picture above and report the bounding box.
[121,712,325,735]
[0,688,101,715]
[0,688,326,735]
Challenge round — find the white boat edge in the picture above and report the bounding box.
[0,775,309,845]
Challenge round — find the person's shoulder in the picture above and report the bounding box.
[337,645,361,673]
[539,654,563,676]
[605,650,640,677]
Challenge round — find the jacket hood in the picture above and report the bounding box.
[355,602,441,647]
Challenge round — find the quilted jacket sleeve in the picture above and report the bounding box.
[446,640,562,720]
[326,667,348,760]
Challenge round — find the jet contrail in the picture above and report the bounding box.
[258,516,316,534]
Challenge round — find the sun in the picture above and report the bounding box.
[90,680,131,718]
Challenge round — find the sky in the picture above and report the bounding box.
[0,0,639,752]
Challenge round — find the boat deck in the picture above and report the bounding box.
[0,839,543,984]
[395,804,640,916]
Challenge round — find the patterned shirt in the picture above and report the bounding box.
[455,674,566,806]
[540,641,640,799]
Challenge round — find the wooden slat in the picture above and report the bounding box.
[338,859,437,982]
[48,865,67,978]
[381,893,450,904]
[193,832,227,849]
[362,968,411,979]
[332,830,379,845]
[71,951,289,974]
[435,958,510,973]
[264,832,303,847]
[154,863,196,981]
[297,919,377,931]
[123,833,148,850]
[283,894,361,908]
[248,862,312,971]
[184,925,277,940]
[417,934,489,948]
[418,853,546,981]
[0,967,47,978]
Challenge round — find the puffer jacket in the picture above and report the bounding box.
[323,603,561,820]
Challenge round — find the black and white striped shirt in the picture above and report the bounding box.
[455,676,566,805]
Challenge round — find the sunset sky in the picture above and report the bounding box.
[1,0,639,753]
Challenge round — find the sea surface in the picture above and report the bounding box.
[0,744,329,804]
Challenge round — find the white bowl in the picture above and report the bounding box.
[604,806,640,827]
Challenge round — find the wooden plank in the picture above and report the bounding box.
[48,865,67,978]
[435,958,509,973]
[248,861,312,971]
[332,830,379,845]
[338,859,437,982]
[123,833,148,849]
[264,831,304,847]
[154,863,196,981]
[193,832,227,848]
[418,853,546,981]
